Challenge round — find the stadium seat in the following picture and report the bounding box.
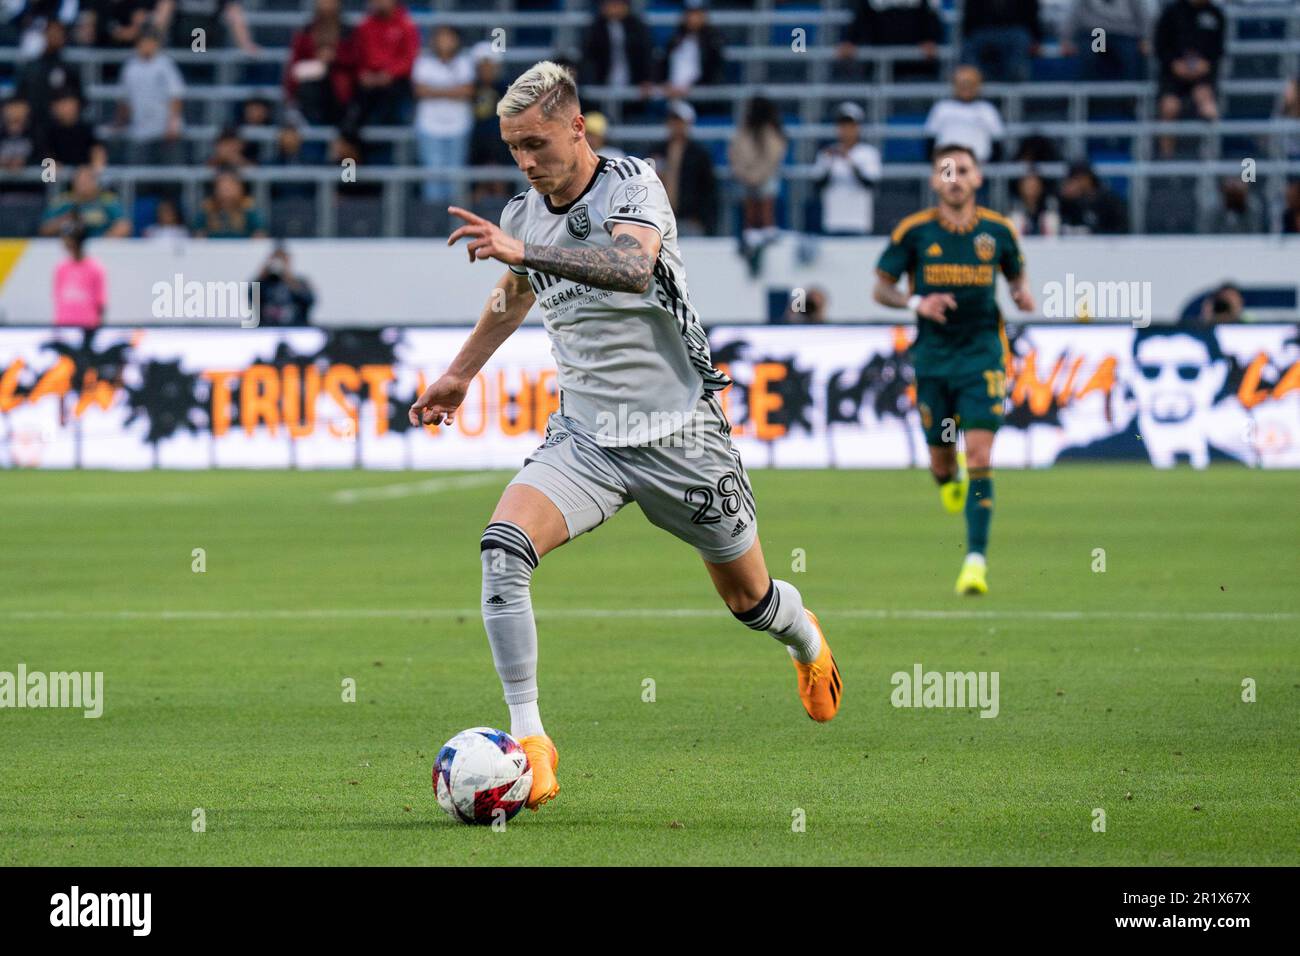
[270,198,319,240]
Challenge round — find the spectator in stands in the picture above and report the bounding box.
[349,0,419,128]
[651,100,717,236]
[1060,0,1151,82]
[812,102,882,236]
[1058,160,1128,234]
[0,97,41,174]
[286,0,356,127]
[207,126,254,170]
[1014,131,1058,164]
[1197,282,1244,325]
[267,121,316,198]
[272,121,306,165]
[578,0,655,115]
[835,0,942,83]
[253,245,316,326]
[729,96,787,267]
[192,168,266,238]
[82,0,152,49]
[44,91,108,178]
[467,42,513,202]
[154,0,259,55]
[1282,180,1300,234]
[330,129,380,196]
[1206,178,1266,234]
[660,0,725,98]
[143,197,190,238]
[413,25,474,204]
[40,165,131,237]
[8,0,78,55]
[1009,171,1060,236]
[923,66,1004,163]
[960,0,1041,84]
[1278,78,1300,160]
[585,111,625,160]
[1154,0,1224,159]
[239,96,273,130]
[53,223,107,329]
[115,27,185,165]
[16,20,82,123]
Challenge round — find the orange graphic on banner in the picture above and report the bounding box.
[75,368,117,415]
[751,362,787,440]
[497,370,534,436]
[1239,352,1300,408]
[242,364,281,436]
[1010,350,1116,416]
[282,364,320,438]
[323,364,360,438]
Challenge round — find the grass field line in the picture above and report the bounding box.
[4,607,1296,622]
[330,474,504,503]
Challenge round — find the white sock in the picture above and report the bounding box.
[507,695,545,739]
[733,578,823,664]
[965,552,986,567]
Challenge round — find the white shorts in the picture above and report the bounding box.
[508,392,759,564]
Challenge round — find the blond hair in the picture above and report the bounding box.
[496,60,579,120]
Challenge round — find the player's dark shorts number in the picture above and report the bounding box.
[917,367,1007,446]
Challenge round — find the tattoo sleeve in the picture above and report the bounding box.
[522,232,655,294]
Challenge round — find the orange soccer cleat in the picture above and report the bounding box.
[517,734,559,810]
[792,610,842,722]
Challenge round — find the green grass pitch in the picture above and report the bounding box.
[1,465,1296,866]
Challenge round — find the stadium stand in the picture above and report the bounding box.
[1,0,1297,239]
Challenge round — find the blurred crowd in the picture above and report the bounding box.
[0,0,1298,246]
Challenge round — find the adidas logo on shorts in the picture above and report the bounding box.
[486,595,507,605]
[730,519,748,538]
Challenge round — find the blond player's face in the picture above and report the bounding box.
[931,154,982,207]
[500,105,581,196]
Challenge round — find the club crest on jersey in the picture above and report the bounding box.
[566,203,591,240]
[974,232,996,262]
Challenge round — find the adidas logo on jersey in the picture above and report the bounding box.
[730,519,748,538]
[926,242,944,257]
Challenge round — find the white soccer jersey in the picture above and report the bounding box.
[499,154,730,446]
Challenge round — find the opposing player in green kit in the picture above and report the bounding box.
[872,144,1036,595]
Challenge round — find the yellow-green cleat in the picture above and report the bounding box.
[955,554,988,596]
[939,451,969,514]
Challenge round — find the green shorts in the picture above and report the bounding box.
[915,367,1007,446]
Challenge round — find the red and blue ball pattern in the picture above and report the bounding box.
[433,727,533,825]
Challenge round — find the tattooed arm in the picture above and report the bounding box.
[447,206,661,294]
[522,224,660,294]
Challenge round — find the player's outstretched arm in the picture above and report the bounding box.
[447,205,658,295]
[873,269,955,323]
[520,225,659,295]
[408,270,535,427]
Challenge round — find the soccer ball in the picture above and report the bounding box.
[433,727,533,825]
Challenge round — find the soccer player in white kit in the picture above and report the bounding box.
[409,62,842,813]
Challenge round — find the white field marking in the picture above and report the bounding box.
[0,492,205,506]
[331,473,504,503]
[3,608,1296,623]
